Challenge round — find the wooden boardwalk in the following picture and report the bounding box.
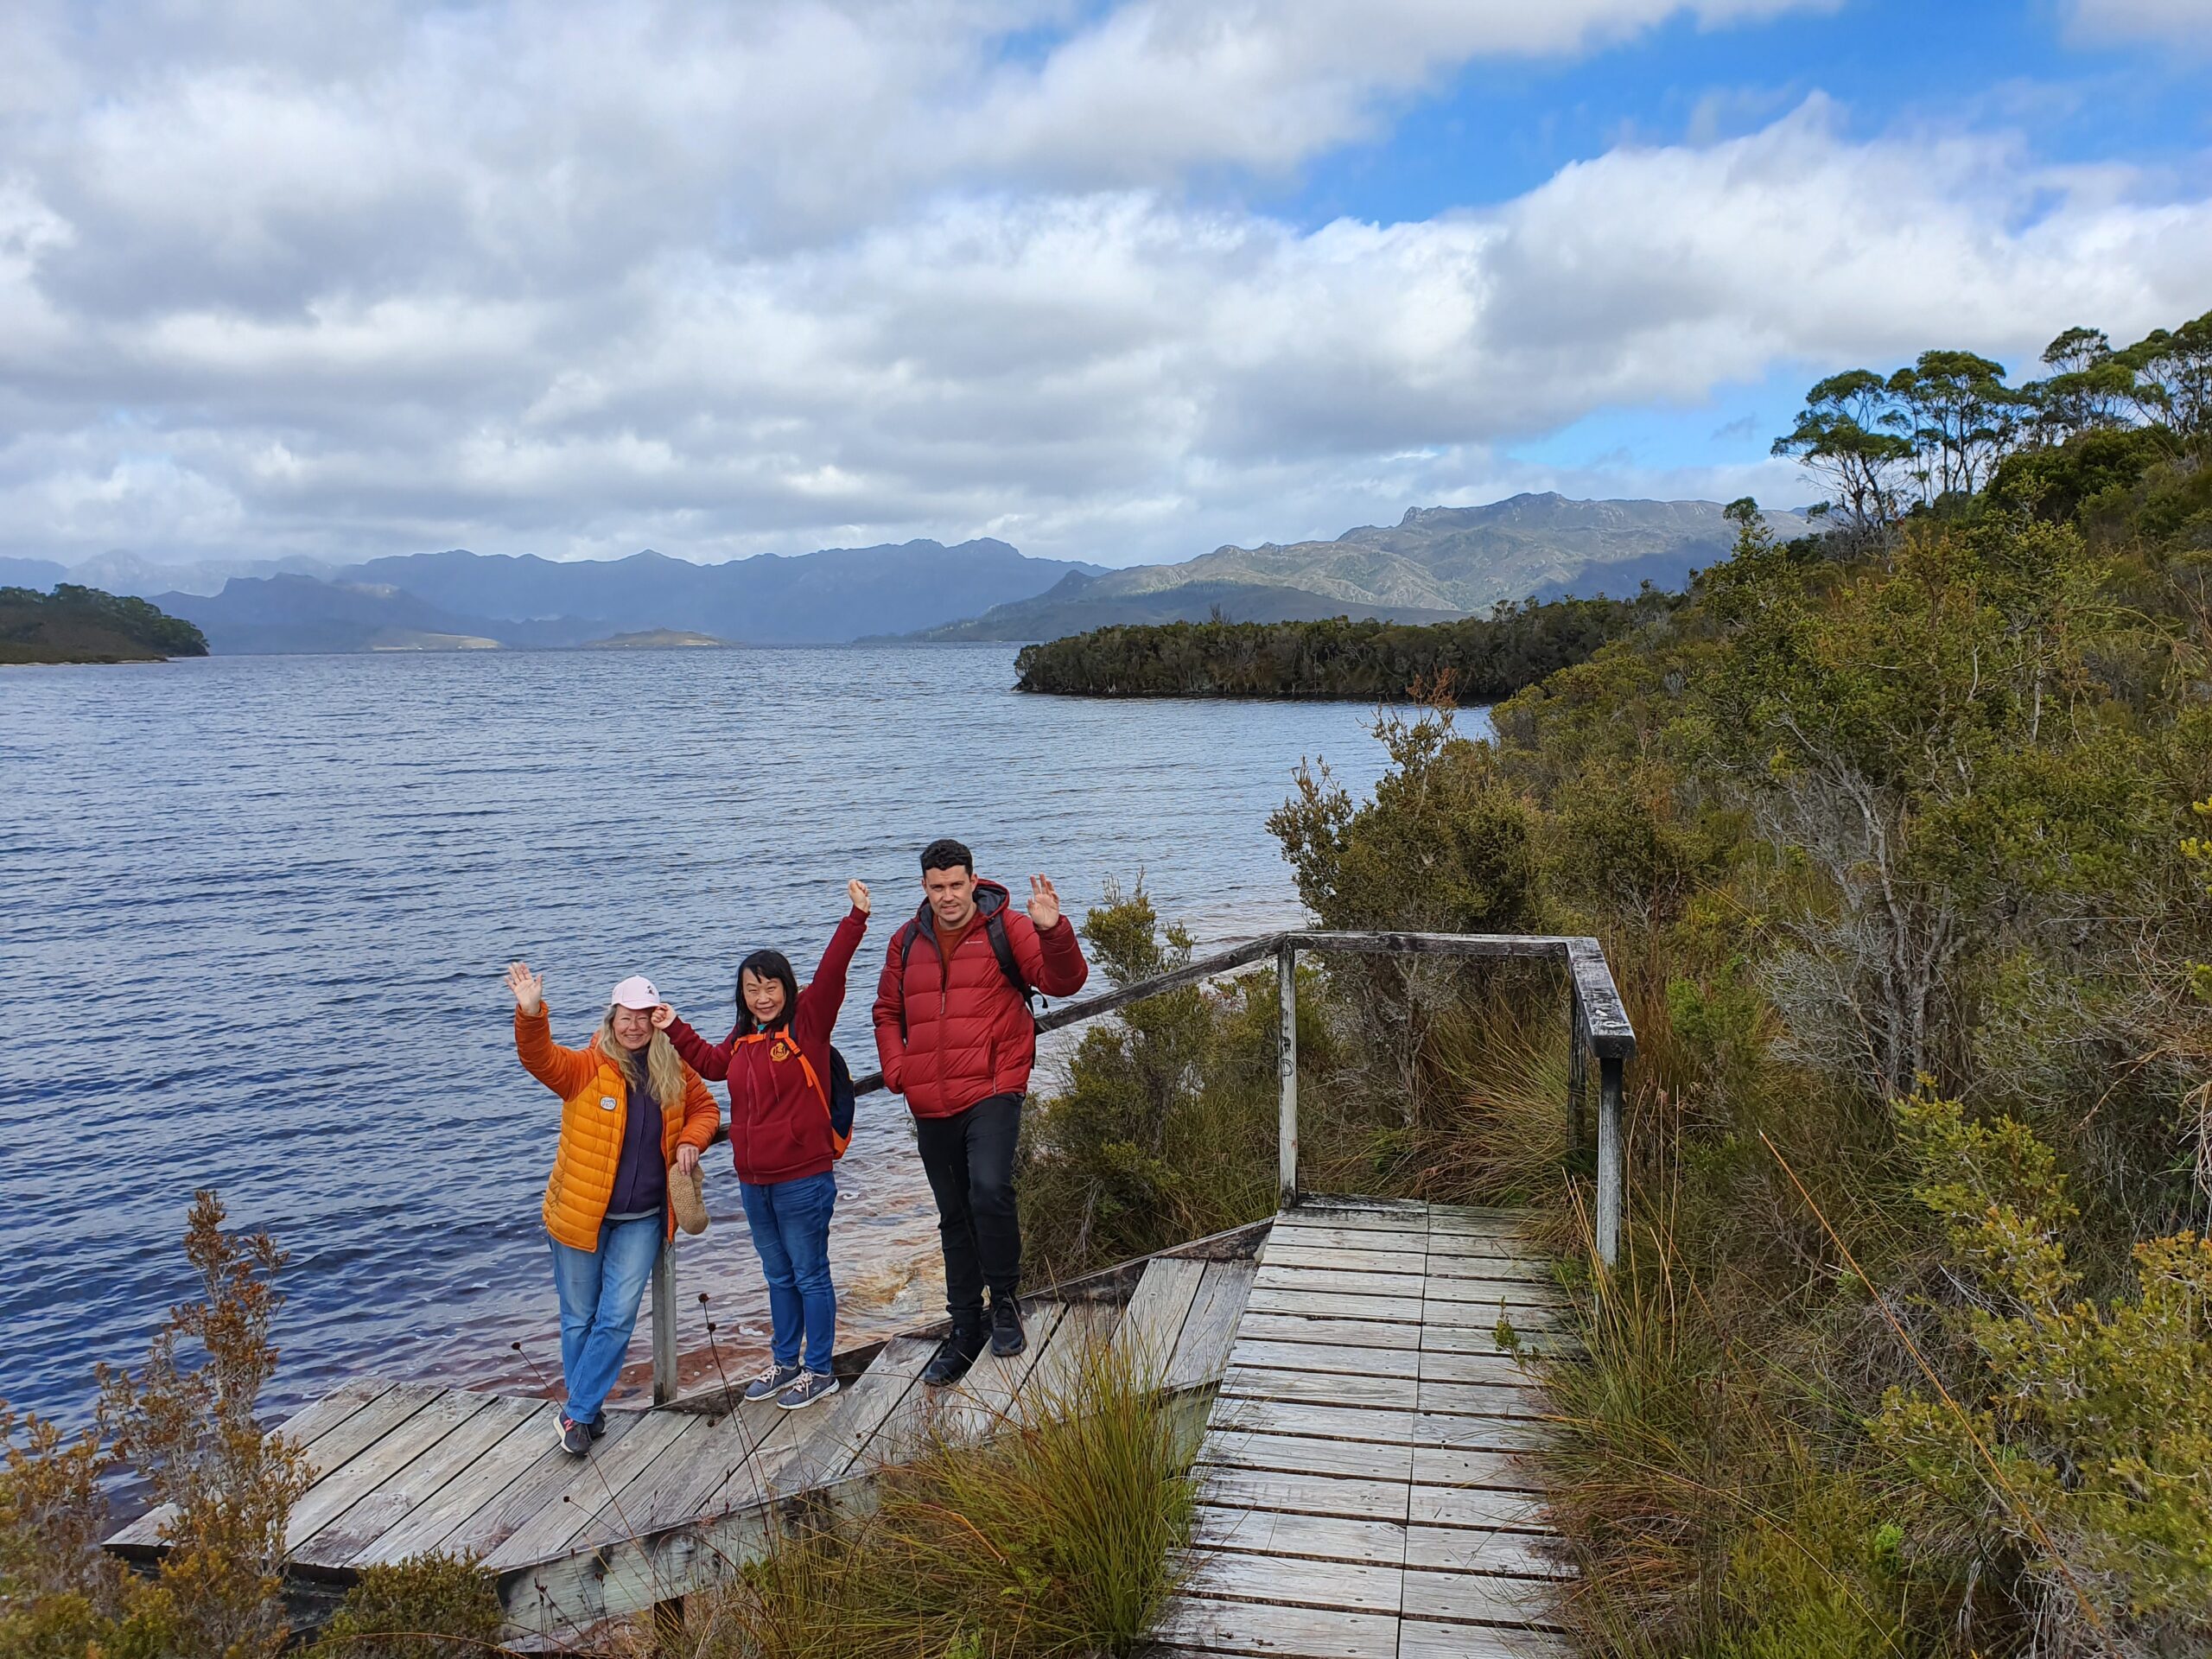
[1154,1198,1573,1659]
[105,1232,1263,1638]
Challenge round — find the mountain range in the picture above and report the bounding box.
[915,494,1808,639]
[1,494,1808,652]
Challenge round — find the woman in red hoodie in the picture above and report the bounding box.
[653,880,869,1410]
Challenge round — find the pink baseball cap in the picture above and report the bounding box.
[609,975,661,1010]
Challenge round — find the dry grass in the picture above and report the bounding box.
[664,1340,1197,1659]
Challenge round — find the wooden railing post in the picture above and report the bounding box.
[1596,1056,1624,1269]
[651,1241,677,1405]
[1278,940,1299,1210]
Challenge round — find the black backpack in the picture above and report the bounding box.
[825,1046,856,1147]
[892,903,1036,1039]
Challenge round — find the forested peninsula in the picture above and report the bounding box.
[0,583,209,664]
[1013,592,1671,699]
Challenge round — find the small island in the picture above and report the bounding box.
[0,583,210,664]
[1012,593,1670,701]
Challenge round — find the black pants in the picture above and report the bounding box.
[913,1092,1021,1323]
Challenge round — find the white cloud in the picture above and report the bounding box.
[0,3,2206,571]
[2067,0,2212,49]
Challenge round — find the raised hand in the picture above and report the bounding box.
[505,961,544,1015]
[1027,874,1061,931]
[849,879,872,915]
[651,1003,676,1030]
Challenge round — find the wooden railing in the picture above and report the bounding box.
[651,929,1636,1402]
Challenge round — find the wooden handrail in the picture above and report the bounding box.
[657,926,1635,1402]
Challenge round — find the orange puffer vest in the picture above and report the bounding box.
[515,1007,721,1251]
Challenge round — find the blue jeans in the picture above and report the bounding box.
[547,1212,664,1424]
[739,1171,837,1374]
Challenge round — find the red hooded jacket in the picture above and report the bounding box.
[871,879,1090,1119]
[665,907,868,1185]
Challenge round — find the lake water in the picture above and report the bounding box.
[0,645,1436,1427]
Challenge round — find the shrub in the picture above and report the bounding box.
[681,1341,1195,1659]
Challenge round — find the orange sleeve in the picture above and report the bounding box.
[677,1065,721,1152]
[514,1006,598,1096]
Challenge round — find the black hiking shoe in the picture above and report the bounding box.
[922,1320,988,1388]
[989,1297,1027,1358]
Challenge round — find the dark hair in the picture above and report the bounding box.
[919,838,973,874]
[734,949,799,1034]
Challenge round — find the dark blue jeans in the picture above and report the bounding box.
[739,1170,837,1373]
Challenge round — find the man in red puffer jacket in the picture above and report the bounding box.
[874,837,1090,1385]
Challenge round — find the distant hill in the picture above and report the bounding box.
[114,538,1101,652]
[1,584,209,664]
[909,493,1809,640]
[906,575,1465,641]
[341,540,1098,645]
[154,575,606,655]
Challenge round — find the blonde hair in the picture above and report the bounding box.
[597,1008,688,1112]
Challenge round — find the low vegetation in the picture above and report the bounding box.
[0,1192,498,1659]
[1012,593,1671,700]
[0,583,208,664]
[665,1343,1196,1659]
[1021,307,2212,1654]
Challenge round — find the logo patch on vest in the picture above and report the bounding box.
[599,1096,619,1111]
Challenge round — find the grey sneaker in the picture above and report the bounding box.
[777,1370,842,1411]
[744,1363,802,1402]
[557,1412,592,1456]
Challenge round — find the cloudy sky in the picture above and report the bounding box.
[3,0,2208,570]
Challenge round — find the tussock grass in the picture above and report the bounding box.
[668,1341,1197,1659]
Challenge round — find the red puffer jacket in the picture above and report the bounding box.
[871,879,1089,1119]
[665,907,868,1185]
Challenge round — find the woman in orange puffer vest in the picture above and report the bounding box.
[507,961,719,1456]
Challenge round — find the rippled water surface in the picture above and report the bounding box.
[0,646,1443,1424]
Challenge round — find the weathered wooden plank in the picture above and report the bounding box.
[1243,1285,1424,1324]
[1197,1429,1412,1484]
[576,1399,786,1548]
[275,1384,458,1551]
[1414,1377,1548,1419]
[938,1302,1067,1446]
[1215,1397,1422,1447]
[1221,1366,1418,1412]
[1407,1483,1548,1529]
[1421,1308,1573,1344]
[1236,1312,1421,1351]
[1192,1505,1405,1567]
[1414,1275,1565,1311]
[1226,1337,1421,1381]
[358,1400,572,1564]
[1402,1446,1543,1493]
[1401,1567,1563,1627]
[1154,1592,1402,1658]
[1019,1298,1120,1408]
[1413,1412,1551,1452]
[1416,1349,1542,1388]
[107,1378,405,1550]
[1162,1259,1255,1394]
[1199,1468,1411,1522]
[778,1333,936,1489]
[1399,1618,1577,1658]
[296,1393,544,1568]
[1405,1522,1570,1578]
[1109,1256,1207,1380]
[1253,1264,1434,1300]
[1181,1547,1402,1614]
[484,1409,704,1570]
